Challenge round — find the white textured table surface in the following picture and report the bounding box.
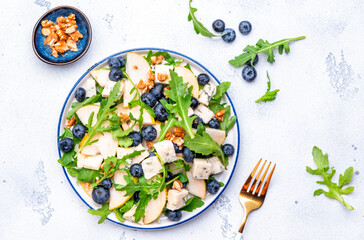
[0,0,363,239]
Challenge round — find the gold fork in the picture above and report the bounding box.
[238,159,276,233]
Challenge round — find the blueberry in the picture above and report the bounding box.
[101,178,112,189]
[159,96,169,104]
[173,143,183,153]
[246,55,259,67]
[212,19,225,32]
[166,210,182,221]
[58,137,74,153]
[182,182,187,188]
[134,191,140,202]
[165,171,175,183]
[109,68,123,81]
[117,56,126,67]
[222,28,236,43]
[150,83,164,100]
[192,115,204,128]
[222,144,234,156]
[128,131,142,146]
[182,147,194,163]
[92,186,110,204]
[197,73,210,85]
[72,124,86,139]
[130,163,144,178]
[190,97,199,109]
[154,102,168,121]
[208,118,220,129]
[238,21,252,35]
[207,180,220,194]
[108,57,122,69]
[141,92,157,108]
[75,87,86,102]
[149,152,156,157]
[141,125,157,141]
[242,66,257,81]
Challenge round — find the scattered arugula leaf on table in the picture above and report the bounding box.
[255,71,280,103]
[180,196,204,212]
[306,146,355,210]
[88,203,112,224]
[188,0,220,37]
[229,36,305,67]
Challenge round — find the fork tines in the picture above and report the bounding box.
[241,158,276,196]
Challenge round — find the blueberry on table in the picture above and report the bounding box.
[166,210,182,221]
[72,124,86,139]
[141,92,157,108]
[242,66,257,81]
[134,191,140,202]
[117,56,126,68]
[182,147,194,163]
[192,115,204,128]
[197,73,210,86]
[207,180,220,194]
[101,178,113,189]
[246,55,259,67]
[212,19,225,32]
[75,87,86,102]
[58,137,74,153]
[150,83,164,100]
[173,143,183,153]
[108,57,122,69]
[222,28,236,43]
[208,118,220,129]
[238,21,252,35]
[165,171,175,183]
[92,186,110,204]
[128,131,142,146]
[190,97,199,109]
[109,68,123,81]
[154,102,169,122]
[222,144,234,156]
[141,125,157,141]
[130,163,144,178]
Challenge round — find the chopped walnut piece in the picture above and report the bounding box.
[157,73,169,82]
[146,141,154,148]
[67,13,76,20]
[65,25,77,34]
[215,109,225,121]
[165,131,174,141]
[41,28,51,36]
[148,70,155,81]
[66,39,78,51]
[56,29,68,41]
[137,80,146,89]
[172,180,183,191]
[151,55,164,65]
[41,20,53,27]
[69,30,83,41]
[54,40,69,53]
[44,32,59,46]
[56,16,66,23]
[172,137,184,149]
[173,127,185,138]
[133,65,138,69]
[65,116,76,128]
[51,48,59,58]
[119,113,130,122]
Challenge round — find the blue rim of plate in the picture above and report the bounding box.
[57,48,240,230]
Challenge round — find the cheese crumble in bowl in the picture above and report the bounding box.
[32,6,92,65]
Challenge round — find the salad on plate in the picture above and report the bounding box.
[57,50,237,225]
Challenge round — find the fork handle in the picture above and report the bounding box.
[238,209,250,233]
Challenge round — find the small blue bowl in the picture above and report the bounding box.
[32,6,92,65]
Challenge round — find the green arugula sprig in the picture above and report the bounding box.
[145,50,182,67]
[255,72,280,103]
[188,0,220,37]
[306,146,355,210]
[76,81,122,155]
[229,36,305,67]
[180,196,204,212]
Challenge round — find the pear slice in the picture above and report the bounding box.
[76,104,100,127]
[186,171,206,200]
[122,79,136,108]
[96,132,118,159]
[80,133,101,156]
[126,52,151,84]
[174,66,199,98]
[81,182,93,199]
[205,128,226,145]
[143,176,167,224]
[115,103,155,126]
[90,69,110,87]
[109,169,134,210]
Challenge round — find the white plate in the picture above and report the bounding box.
[57,48,240,230]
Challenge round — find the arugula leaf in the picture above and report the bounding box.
[114,198,135,222]
[188,0,219,37]
[88,203,111,224]
[67,167,101,183]
[118,136,133,147]
[212,82,231,103]
[184,132,228,167]
[134,191,151,222]
[196,122,206,135]
[77,82,122,154]
[229,36,306,67]
[306,146,355,210]
[220,106,236,133]
[164,70,196,139]
[184,63,192,71]
[255,72,280,103]
[66,94,102,120]
[180,196,204,212]
[158,101,178,141]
